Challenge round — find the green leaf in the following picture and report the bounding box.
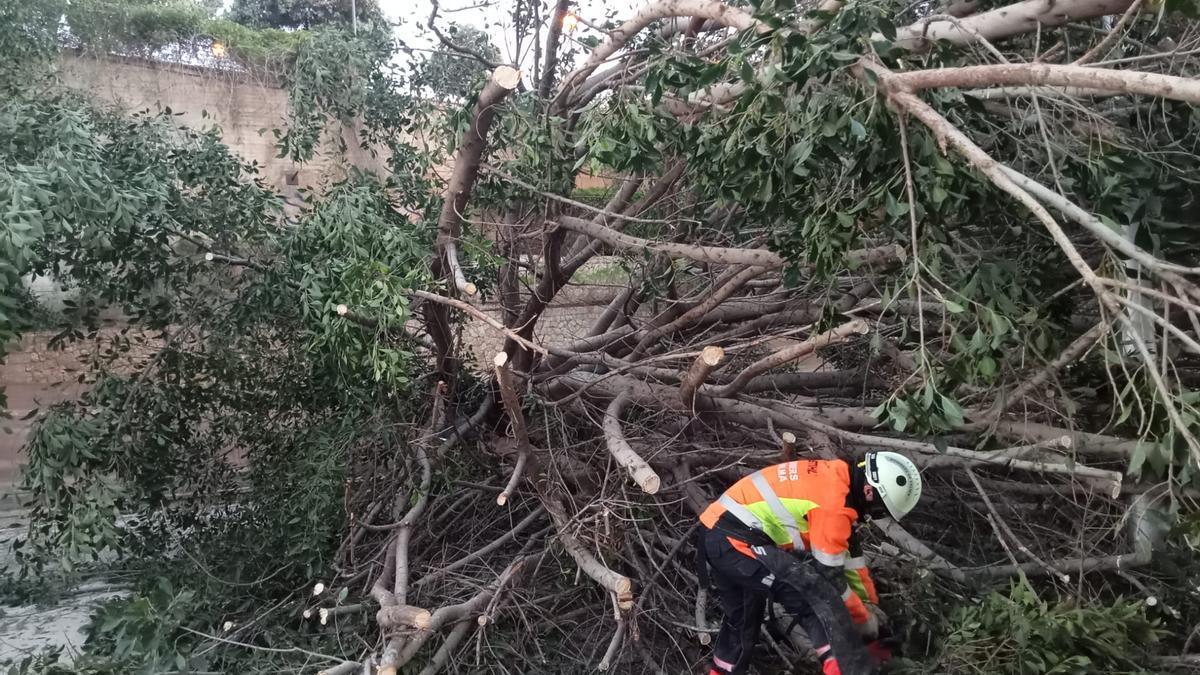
[1128,441,1149,477]
[849,119,866,141]
[944,299,965,314]
[932,185,948,205]
[978,355,997,377]
[940,395,965,428]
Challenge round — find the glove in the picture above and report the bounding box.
[856,611,880,641]
[867,602,890,626]
[866,639,894,665]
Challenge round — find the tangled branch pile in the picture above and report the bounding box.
[5,0,1200,672]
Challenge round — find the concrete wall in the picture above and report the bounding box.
[59,53,388,197]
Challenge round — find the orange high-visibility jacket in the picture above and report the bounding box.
[700,459,878,624]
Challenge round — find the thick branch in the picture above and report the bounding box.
[987,322,1107,418]
[417,619,474,675]
[711,320,870,397]
[603,392,662,494]
[444,241,477,296]
[894,0,1134,49]
[543,495,634,601]
[893,63,1200,106]
[681,346,724,409]
[377,605,434,630]
[427,64,520,376]
[556,215,903,270]
[387,557,531,672]
[797,417,1124,496]
[537,0,574,99]
[630,265,765,358]
[494,352,530,506]
[970,550,1150,579]
[556,0,762,101]
[435,65,521,288]
[873,519,966,582]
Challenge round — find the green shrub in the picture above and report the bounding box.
[65,0,208,53]
[203,18,308,68]
[897,578,1164,675]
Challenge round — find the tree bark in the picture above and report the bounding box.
[681,346,725,408]
[711,320,870,397]
[376,605,434,630]
[494,352,530,506]
[603,392,662,494]
[893,63,1200,106]
[537,0,574,100]
[428,64,521,377]
[894,0,1134,49]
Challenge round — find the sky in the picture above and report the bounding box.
[378,0,642,70]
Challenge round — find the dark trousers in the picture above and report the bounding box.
[702,527,871,675]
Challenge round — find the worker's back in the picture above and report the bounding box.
[699,460,858,557]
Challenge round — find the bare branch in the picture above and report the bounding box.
[711,320,870,398]
[603,392,662,494]
[894,0,1135,49]
[543,495,634,602]
[556,215,904,270]
[413,290,548,356]
[494,351,531,506]
[681,345,725,409]
[892,63,1200,106]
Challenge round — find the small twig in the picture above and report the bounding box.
[482,163,671,225]
[1073,0,1144,65]
[179,626,344,664]
[966,468,1070,582]
[597,618,628,671]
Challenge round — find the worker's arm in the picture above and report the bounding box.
[844,527,879,605]
[807,507,871,626]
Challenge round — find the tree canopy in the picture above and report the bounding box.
[4,0,1200,672]
[226,0,384,30]
[412,24,502,100]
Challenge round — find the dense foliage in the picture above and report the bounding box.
[227,0,383,30]
[412,24,502,100]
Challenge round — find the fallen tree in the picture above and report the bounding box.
[6,0,1200,673]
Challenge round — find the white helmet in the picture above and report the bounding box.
[864,452,922,520]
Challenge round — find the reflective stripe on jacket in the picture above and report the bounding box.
[700,460,877,622]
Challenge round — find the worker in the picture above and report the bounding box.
[696,452,923,675]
